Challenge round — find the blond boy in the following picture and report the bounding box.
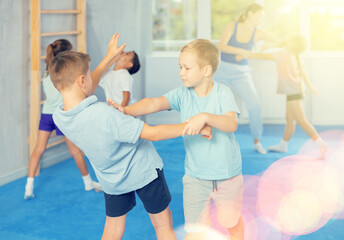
[109,39,244,240]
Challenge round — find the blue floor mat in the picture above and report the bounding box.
[0,124,343,240]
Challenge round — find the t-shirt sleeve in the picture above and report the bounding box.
[163,87,182,112]
[107,107,144,144]
[219,86,240,116]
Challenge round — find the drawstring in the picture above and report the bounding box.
[212,180,218,192]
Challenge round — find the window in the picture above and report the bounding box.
[152,0,197,51]
[263,0,300,39]
[152,0,344,52]
[310,3,344,51]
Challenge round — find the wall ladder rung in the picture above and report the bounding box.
[46,139,65,149]
[41,30,81,37]
[41,10,81,14]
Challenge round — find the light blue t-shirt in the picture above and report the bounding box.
[164,81,242,180]
[53,95,163,195]
[41,75,62,114]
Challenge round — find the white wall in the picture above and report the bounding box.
[308,55,344,125]
[0,0,31,185]
[144,54,344,126]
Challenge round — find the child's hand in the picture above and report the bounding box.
[235,55,244,62]
[107,98,125,113]
[107,33,126,60]
[310,87,319,96]
[259,44,270,52]
[182,113,207,137]
[200,124,213,140]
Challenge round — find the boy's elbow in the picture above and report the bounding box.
[227,119,238,132]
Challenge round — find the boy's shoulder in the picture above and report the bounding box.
[214,81,233,94]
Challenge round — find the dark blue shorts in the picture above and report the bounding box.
[104,169,171,217]
[38,113,64,135]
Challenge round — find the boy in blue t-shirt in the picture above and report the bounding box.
[108,39,244,239]
[49,36,211,239]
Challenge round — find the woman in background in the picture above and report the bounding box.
[215,3,282,154]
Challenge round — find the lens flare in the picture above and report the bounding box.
[277,190,322,234]
[256,154,338,235]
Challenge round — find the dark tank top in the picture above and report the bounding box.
[221,22,256,65]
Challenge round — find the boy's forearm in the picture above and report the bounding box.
[90,54,113,93]
[125,97,167,117]
[140,123,187,141]
[203,113,238,132]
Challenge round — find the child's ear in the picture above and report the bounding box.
[203,65,213,78]
[76,74,85,88]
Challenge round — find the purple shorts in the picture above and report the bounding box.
[38,113,64,135]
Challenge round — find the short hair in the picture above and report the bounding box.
[49,51,90,90]
[181,39,220,74]
[128,51,140,75]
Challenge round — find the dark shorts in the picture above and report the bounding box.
[38,113,64,135]
[104,169,171,217]
[287,92,304,101]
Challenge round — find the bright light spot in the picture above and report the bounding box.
[277,190,322,235]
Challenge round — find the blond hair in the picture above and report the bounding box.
[49,51,90,90]
[181,39,220,74]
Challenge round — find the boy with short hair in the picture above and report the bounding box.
[100,51,140,107]
[109,39,244,240]
[50,37,211,239]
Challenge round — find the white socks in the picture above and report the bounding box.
[24,177,35,200]
[267,138,328,158]
[268,140,288,153]
[254,142,267,154]
[82,174,102,192]
[315,138,328,159]
[24,174,102,200]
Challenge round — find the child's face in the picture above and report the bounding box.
[118,51,135,68]
[179,51,204,88]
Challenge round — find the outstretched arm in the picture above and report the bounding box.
[235,52,276,62]
[140,123,212,142]
[90,33,126,94]
[301,69,319,95]
[108,96,171,117]
[255,29,283,46]
[182,112,238,137]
